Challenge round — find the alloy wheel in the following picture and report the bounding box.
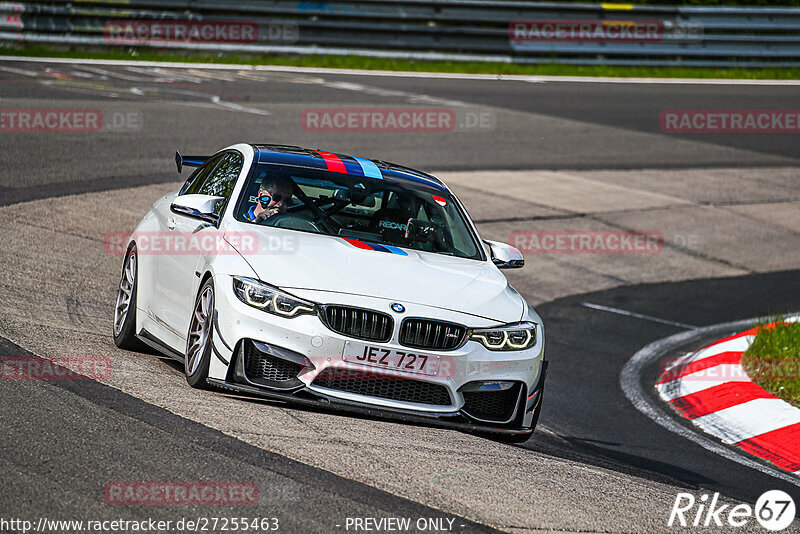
[113,251,136,336]
[186,286,213,376]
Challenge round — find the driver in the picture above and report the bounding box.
[245,175,294,223]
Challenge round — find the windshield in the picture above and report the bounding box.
[234,164,483,260]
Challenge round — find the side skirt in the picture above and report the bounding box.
[137,329,185,363]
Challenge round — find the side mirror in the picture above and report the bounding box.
[485,240,524,269]
[170,194,224,226]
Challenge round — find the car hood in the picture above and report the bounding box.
[226,226,523,323]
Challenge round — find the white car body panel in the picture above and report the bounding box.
[224,220,524,324]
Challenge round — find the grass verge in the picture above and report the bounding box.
[742,319,800,408]
[2,43,800,80]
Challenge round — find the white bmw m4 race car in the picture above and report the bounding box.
[113,144,547,441]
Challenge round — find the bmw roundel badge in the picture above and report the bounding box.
[390,303,405,313]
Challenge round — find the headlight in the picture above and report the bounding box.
[470,322,537,351]
[232,276,316,318]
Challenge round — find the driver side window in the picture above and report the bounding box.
[181,152,244,216]
[197,152,243,215]
[180,154,223,196]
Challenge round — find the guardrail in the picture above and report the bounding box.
[1,1,799,67]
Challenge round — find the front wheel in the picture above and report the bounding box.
[185,278,214,389]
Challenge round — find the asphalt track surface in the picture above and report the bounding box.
[1,59,800,533]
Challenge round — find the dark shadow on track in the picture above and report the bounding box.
[523,430,717,490]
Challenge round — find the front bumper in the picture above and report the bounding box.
[208,359,547,435]
[211,276,546,433]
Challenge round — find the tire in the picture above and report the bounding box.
[113,246,148,352]
[185,278,214,389]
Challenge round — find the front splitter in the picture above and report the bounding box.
[206,377,536,436]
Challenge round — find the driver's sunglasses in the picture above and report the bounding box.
[259,192,285,204]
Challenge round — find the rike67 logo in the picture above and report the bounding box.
[668,490,796,531]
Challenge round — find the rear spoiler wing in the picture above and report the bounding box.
[175,151,209,173]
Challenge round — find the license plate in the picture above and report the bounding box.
[342,342,440,376]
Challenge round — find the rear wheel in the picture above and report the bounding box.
[113,246,147,351]
[185,278,214,389]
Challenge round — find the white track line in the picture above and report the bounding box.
[619,316,800,488]
[582,302,699,330]
[2,55,800,85]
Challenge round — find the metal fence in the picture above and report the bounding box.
[1,0,799,67]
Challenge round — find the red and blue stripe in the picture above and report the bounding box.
[316,151,383,179]
[254,146,447,191]
[342,238,408,256]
